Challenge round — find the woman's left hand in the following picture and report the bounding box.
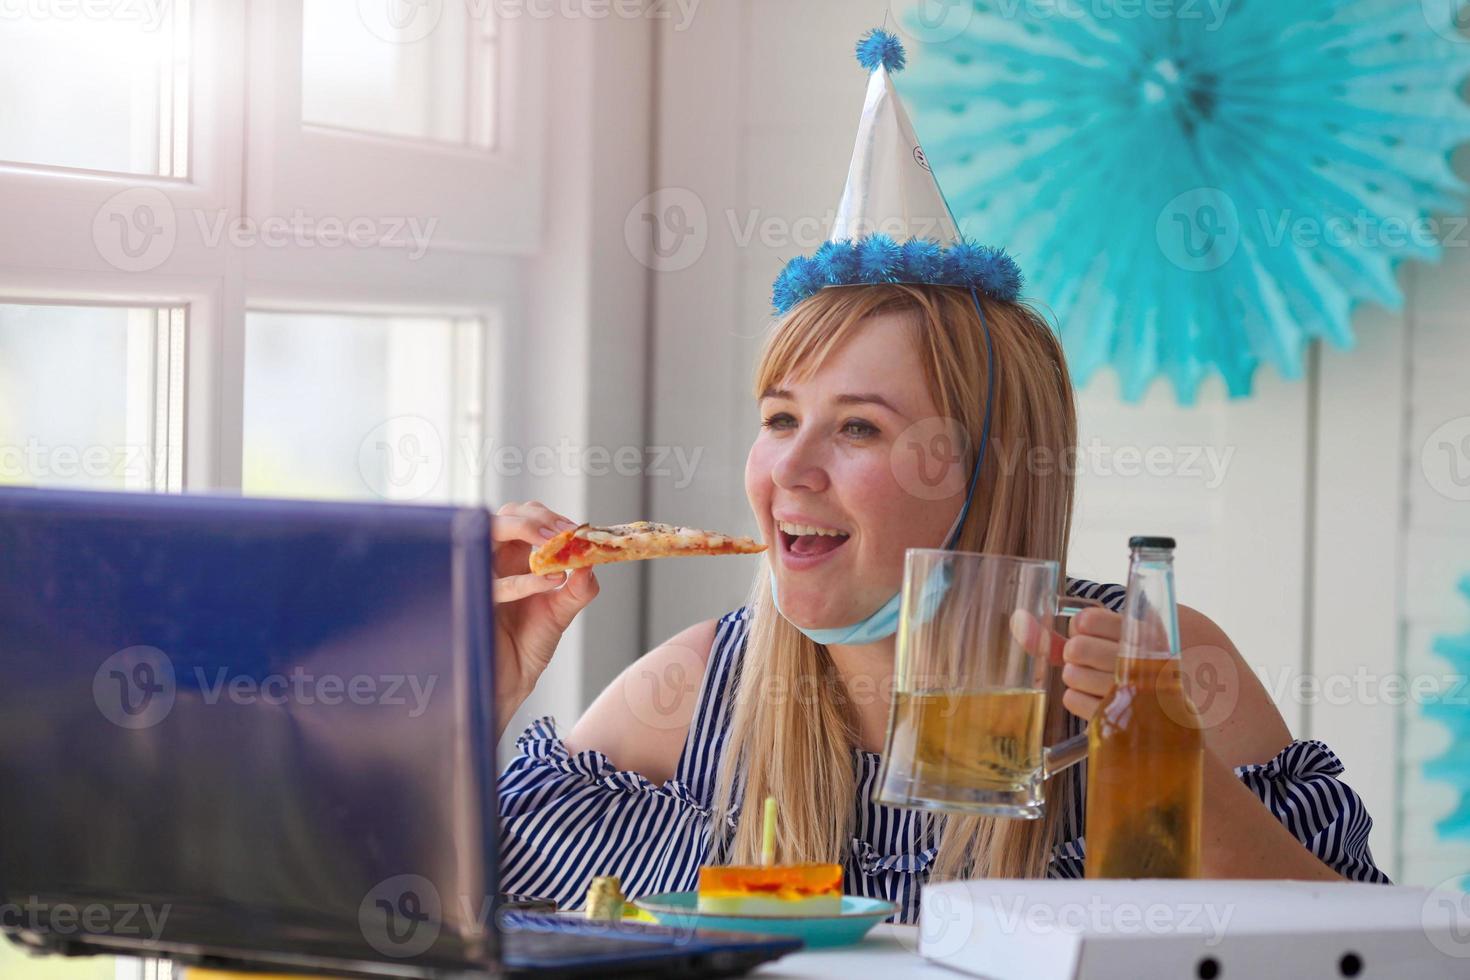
[1010,606,1121,720]
[1054,607,1123,720]
[1013,602,1298,766]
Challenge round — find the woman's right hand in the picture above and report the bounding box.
[491,501,600,723]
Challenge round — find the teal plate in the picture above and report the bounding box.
[634,891,897,948]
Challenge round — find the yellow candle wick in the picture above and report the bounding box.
[760,796,777,867]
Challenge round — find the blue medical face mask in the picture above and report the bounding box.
[768,286,995,647]
[769,568,904,646]
[768,513,959,645]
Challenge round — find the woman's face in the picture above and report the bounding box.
[746,312,967,631]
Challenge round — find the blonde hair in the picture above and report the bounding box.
[712,283,1078,881]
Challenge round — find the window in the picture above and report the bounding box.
[0,941,116,980]
[0,2,537,976]
[0,3,189,176]
[249,0,543,254]
[243,311,486,503]
[0,304,185,492]
[301,0,499,148]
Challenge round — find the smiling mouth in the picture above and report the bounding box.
[777,521,851,559]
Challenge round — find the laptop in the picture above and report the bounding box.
[0,487,799,978]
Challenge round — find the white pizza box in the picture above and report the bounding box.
[919,878,1470,980]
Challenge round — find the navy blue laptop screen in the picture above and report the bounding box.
[0,488,497,974]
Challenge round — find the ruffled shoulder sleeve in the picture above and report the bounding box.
[497,716,715,908]
[1232,738,1391,883]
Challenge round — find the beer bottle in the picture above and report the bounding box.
[1084,536,1203,878]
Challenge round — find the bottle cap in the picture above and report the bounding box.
[1128,535,1176,550]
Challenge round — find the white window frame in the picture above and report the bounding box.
[247,0,546,255]
[0,0,534,500]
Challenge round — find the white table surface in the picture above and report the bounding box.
[176,925,945,979]
[754,924,951,978]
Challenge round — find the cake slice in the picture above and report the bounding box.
[696,863,843,916]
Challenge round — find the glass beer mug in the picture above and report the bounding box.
[873,549,1094,819]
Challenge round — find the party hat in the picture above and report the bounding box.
[772,29,1023,315]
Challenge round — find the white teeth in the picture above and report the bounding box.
[778,520,849,538]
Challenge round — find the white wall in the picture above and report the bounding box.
[496,11,654,757]
[637,0,1470,884]
[1399,247,1470,885]
[647,0,872,641]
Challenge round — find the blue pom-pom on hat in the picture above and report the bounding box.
[900,239,945,283]
[772,255,822,314]
[813,240,860,284]
[942,241,1025,300]
[771,236,1024,314]
[856,28,906,74]
[856,234,903,282]
[973,246,1024,300]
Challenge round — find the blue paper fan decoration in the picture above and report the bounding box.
[1424,574,1470,843]
[902,1,1470,403]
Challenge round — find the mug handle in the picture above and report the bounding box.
[1041,596,1101,779]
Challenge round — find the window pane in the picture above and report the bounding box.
[243,312,485,504]
[0,940,116,980]
[0,304,178,491]
[0,3,190,176]
[301,0,498,149]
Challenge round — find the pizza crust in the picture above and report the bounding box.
[528,521,766,575]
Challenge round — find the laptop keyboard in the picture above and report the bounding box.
[497,911,799,977]
[503,926,688,961]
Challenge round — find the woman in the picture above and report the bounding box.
[487,283,1388,922]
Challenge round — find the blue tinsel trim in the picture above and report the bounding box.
[856,235,903,282]
[856,28,906,74]
[771,235,1024,314]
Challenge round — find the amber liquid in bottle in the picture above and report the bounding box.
[1084,538,1203,879]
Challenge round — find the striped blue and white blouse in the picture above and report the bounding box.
[498,577,1390,922]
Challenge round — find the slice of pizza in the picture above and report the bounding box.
[528,521,766,575]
